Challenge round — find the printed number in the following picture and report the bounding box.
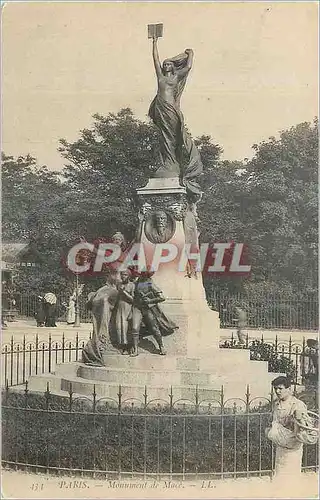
[31,483,44,491]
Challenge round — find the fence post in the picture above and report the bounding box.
[35,333,39,375]
[24,380,29,407]
[48,334,52,373]
[143,385,148,410]
[195,385,199,414]
[245,385,250,478]
[169,386,173,411]
[62,333,65,363]
[92,384,96,413]
[68,382,73,412]
[220,385,225,478]
[45,382,50,411]
[5,379,9,405]
[4,345,8,386]
[288,336,292,362]
[118,385,122,414]
[22,335,26,384]
[301,337,306,384]
[10,336,14,386]
[233,401,237,478]
[75,332,79,361]
[294,346,300,388]
[16,344,20,385]
[41,342,45,373]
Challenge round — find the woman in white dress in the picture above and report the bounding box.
[66,294,76,324]
[266,376,309,478]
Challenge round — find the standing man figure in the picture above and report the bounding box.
[306,338,318,381]
[234,305,247,345]
[120,269,178,356]
[35,295,46,327]
[266,376,310,479]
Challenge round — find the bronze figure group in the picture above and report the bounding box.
[82,268,178,365]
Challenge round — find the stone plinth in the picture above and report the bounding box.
[136,177,219,355]
[26,348,280,402]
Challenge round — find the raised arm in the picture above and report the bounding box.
[177,49,194,78]
[152,37,162,79]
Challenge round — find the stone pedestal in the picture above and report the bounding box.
[26,350,279,402]
[24,177,282,402]
[136,177,218,354]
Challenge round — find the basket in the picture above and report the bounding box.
[295,411,319,445]
[44,293,57,305]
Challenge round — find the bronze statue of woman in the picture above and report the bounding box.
[149,35,203,196]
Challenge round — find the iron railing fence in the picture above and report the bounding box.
[209,291,318,330]
[3,291,319,329]
[2,383,318,479]
[220,333,318,388]
[2,332,90,387]
[5,292,92,323]
[2,333,318,390]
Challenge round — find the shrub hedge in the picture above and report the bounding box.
[2,390,318,476]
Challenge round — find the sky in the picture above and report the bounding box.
[2,1,318,170]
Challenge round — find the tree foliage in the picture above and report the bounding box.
[1,111,318,300]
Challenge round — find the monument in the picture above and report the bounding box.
[26,25,281,401]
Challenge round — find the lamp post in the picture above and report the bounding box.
[74,273,81,327]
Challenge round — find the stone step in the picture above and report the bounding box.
[26,365,279,402]
[100,348,258,371]
[27,373,222,402]
[77,364,269,386]
[53,356,269,389]
[77,364,226,386]
[53,355,270,389]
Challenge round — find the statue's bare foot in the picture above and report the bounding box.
[159,347,166,356]
[130,348,139,357]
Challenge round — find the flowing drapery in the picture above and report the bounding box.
[148,52,203,196]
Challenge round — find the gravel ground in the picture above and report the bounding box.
[2,319,317,344]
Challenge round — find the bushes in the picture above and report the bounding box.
[249,340,297,379]
[2,408,273,475]
[220,339,297,380]
[2,390,317,477]
[2,390,274,475]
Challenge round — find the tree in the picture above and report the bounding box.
[58,109,161,242]
[241,119,318,296]
[2,154,63,241]
[59,109,223,242]
[1,153,73,292]
[2,113,317,305]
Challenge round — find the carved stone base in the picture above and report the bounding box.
[25,348,279,402]
[136,177,217,353]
